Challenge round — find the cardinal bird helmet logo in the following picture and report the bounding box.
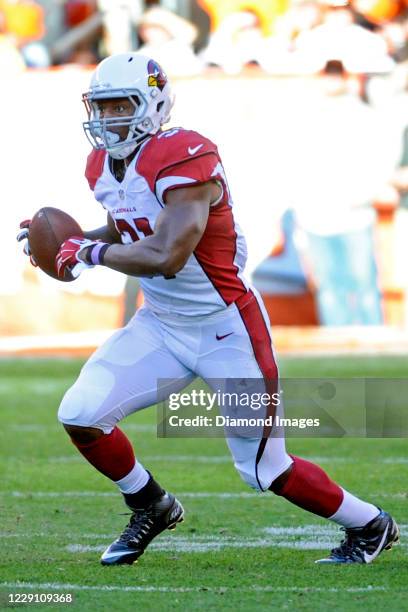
[147,60,167,91]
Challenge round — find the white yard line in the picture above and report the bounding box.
[2,525,406,558]
[0,533,113,539]
[3,423,408,456]
[5,423,157,433]
[1,525,406,540]
[7,491,263,499]
[66,541,341,553]
[5,490,407,500]
[64,524,407,553]
[47,455,233,464]
[1,525,406,555]
[3,449,408,466]
[0,381,68,394]
[0,582,398,594]
[66,541,407,554]
[263,524,408,535]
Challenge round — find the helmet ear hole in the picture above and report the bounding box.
[157,101,164,112]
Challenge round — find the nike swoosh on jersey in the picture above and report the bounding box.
[216,332,234,341]
[188,144,204,155]
[363,524,389,563]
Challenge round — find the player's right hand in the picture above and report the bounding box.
[55,236,98,280]
[16,219,38,267]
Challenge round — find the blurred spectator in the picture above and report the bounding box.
[199,10,263,73]
[65,0,97,28]
[351,0,406,26]
[0,0,50,67]
[378,17,408,62]
[293,3,395,73]
[350,0,408,63]
[279,0,323,37]
[0,9,25,74]
[22,39,50,66]
[366,59,408,186]
[97,0,142,55]
[50,2,101,65]
[138,6,203,76]
[198,0,289,36]
[267,0,323,46]
[254,0,324,73]
[252,210,312,291]
[198,0,289,73]
[391,126,408,207]
[0,0,44,41]
[287,62,401,324]
[197,0,400,76]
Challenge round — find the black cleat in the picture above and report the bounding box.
[315,509,400,564]
[101,492,184,566]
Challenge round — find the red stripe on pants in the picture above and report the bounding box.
[235,291,279,488]
[235,291,278,380]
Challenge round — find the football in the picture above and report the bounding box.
[29,207,83,282]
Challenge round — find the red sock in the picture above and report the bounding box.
[71,427,135,481]
[272,455,343,518]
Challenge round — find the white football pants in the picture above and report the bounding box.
[58,291,292,490]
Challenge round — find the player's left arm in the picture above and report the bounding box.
[81,181,219,277]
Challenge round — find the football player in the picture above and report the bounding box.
[18,53,399,566]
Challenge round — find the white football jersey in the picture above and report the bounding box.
[85,127,250,316]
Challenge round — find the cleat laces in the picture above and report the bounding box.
[330,526,371,562]
[118,510,155,546]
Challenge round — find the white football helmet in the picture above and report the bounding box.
[82,53,174,159]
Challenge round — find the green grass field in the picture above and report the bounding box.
[0,356,407,611]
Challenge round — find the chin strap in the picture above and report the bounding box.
[107,140,139,160]
[107,131,153,160]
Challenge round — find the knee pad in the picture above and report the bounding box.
[57,362,116,433]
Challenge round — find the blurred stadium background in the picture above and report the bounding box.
[1,0,408,356]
